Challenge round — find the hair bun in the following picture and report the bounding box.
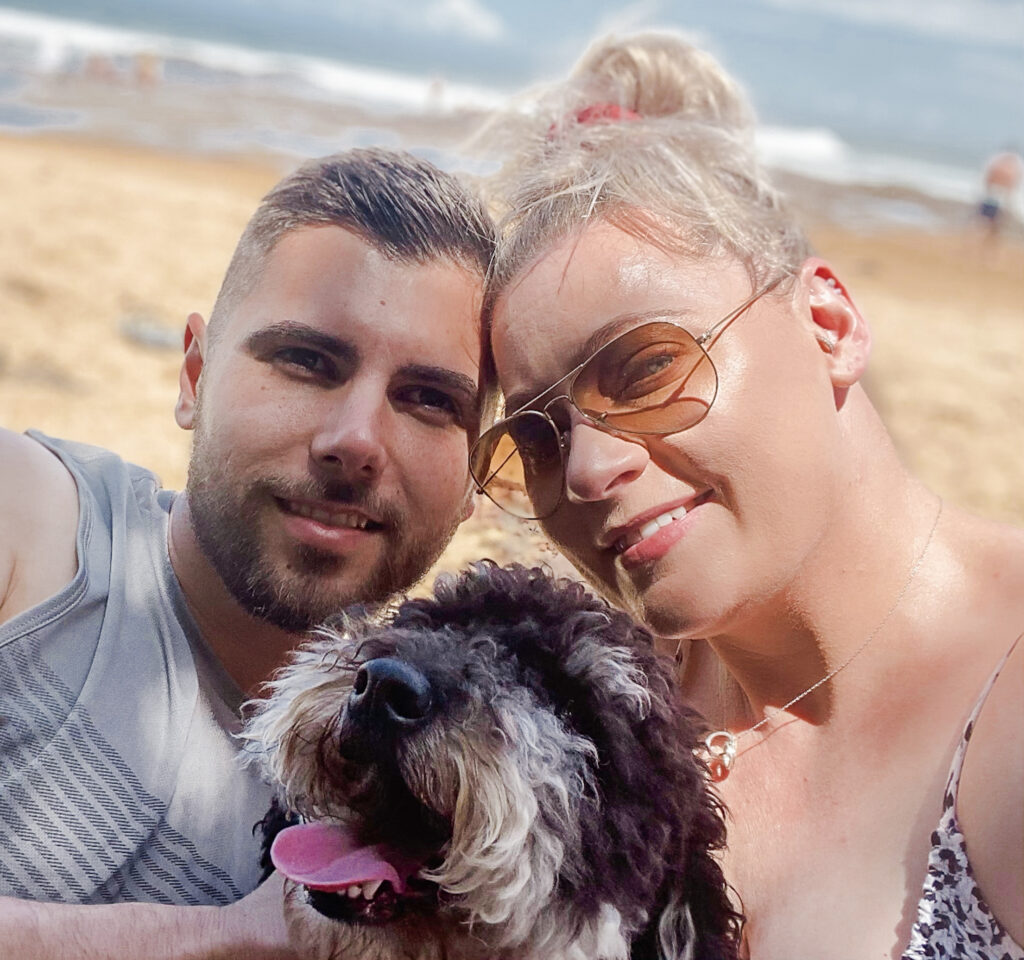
[571,32,753,131]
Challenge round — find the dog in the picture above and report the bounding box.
[244,562,742,960]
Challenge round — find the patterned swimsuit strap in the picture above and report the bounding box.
[947,630,1022,795]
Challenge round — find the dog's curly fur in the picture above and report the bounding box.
[244,562,742,960]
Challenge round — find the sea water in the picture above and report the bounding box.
[1,0,1021,221]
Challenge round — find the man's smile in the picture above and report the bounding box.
[279,498,384,531]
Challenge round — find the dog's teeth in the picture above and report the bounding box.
[346,884,362,899]
[362,879,382,900]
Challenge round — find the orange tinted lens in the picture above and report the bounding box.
[572,322,718,433]
[471,412,563,519]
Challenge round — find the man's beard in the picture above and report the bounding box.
[184,424,459,632]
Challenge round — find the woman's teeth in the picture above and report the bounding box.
[617,505,689,553]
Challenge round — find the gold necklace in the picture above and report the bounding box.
[700,498,944,782]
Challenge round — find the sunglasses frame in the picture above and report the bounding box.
[471,274,789,519]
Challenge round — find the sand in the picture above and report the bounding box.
[0,132,1021,585]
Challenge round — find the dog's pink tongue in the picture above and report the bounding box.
[270,822,412,894]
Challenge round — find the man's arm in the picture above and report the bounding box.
[0,873,298,960]
[0,429,79,625]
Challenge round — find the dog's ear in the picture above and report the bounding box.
[254,796,298,882]
[651,892,697,960]
[634,801,743,960]
[626,702,743,960]
[634,887,740,960]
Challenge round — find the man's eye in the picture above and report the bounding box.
[274,348,335,379]
[399,386,462,425]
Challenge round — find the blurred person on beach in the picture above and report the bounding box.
[0,147,493,959]
[472,32,1024,959]
[976,146,1023,242]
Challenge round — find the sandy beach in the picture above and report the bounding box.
[1,131,1021,584]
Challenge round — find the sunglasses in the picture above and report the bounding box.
[470,275,788,519]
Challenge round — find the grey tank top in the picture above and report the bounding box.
[0,432,273,905]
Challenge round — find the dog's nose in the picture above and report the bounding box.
[349,658,433,728]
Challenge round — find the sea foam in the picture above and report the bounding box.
[0,6,505,113]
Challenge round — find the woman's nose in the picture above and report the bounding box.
[562,419,649,503]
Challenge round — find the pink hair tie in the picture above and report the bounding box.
[573,103,641,124]
[547,102,641,140]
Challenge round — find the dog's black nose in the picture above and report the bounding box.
[349,658,433,728]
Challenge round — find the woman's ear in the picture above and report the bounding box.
[175,312,207,430]
[799,258,871,389]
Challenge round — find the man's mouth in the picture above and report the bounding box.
[279,499,384,532]
[612,490,714,554]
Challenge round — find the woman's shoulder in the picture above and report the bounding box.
[944,503,1024,620]
[947,509,1023,949]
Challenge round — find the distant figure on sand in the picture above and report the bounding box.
[977,147,1022,241]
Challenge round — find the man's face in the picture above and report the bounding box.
[181,226,482,630]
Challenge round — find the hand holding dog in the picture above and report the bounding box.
[0,876,298,959]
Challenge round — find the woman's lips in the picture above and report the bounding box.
[614,491,713,567]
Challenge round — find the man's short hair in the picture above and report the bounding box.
[209,148,495,338]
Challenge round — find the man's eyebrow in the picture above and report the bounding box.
[243,322,478,408]
[503,308,697,413]
[243,322,357,360]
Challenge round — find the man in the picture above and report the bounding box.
[0,148,494,957]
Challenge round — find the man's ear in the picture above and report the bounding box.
[175,312,208,430]
[800,258,871,389]
[459,483,476,524]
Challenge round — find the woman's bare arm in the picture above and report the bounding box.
[957,629,1024,944]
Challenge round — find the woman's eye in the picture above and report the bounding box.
[616,345,690,395]
[634,354,674,377]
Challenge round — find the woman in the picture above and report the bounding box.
[471,33,1024,959]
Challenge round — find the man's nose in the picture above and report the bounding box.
[562,419,649,504]
[309,384,389,478]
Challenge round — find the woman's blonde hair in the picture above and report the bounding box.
[480,31,810,302]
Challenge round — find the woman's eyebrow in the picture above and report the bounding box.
[572,308,698,365]
[503,308,696,413]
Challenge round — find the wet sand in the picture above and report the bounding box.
[0,132,1021,584]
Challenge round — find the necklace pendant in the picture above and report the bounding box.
[703,730,737,782]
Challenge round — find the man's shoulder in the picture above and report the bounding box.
[0,428,80,516]
[0,429,82,625]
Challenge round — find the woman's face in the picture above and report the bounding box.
[490,222,848,639]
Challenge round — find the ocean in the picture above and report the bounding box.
[1,0,1022,224]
